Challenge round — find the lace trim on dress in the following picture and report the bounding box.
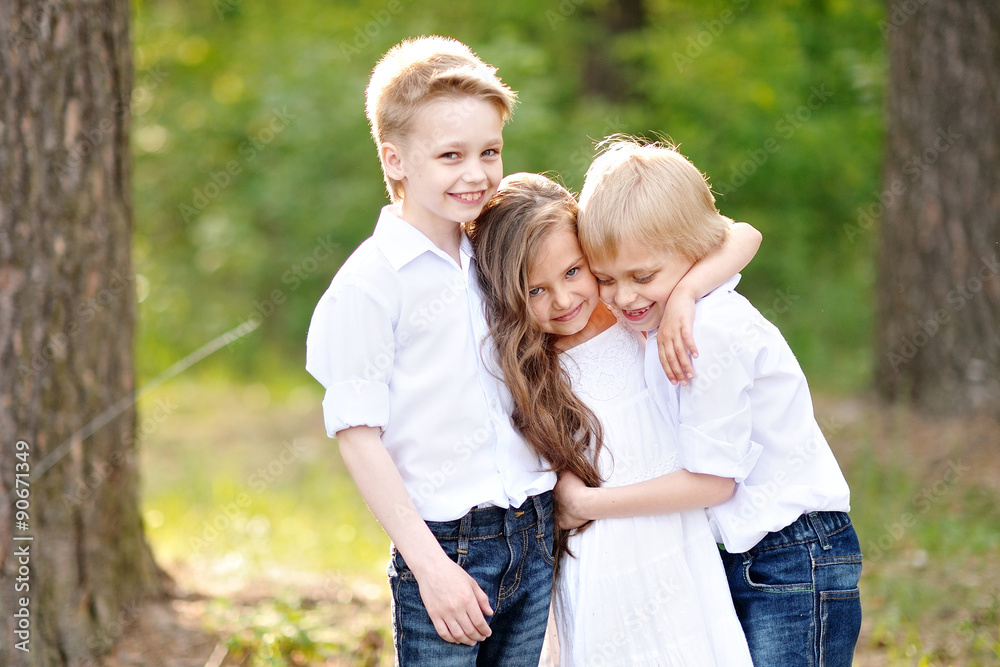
[604,454,681,488]
[560,322,641,402]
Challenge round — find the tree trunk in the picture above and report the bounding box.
[875,0,1000,415]
[0,1,164,664]
[582,0,647,100]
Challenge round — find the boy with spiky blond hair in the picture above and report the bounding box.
[577,137,862,667]
[306,37,556,665]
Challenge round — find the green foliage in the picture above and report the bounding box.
[132,0,886,392]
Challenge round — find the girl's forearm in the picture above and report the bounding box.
[576,469,735,520]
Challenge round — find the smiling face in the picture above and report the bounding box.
[588,240,693,332]
[384,96,504,237]
[527,224,601,338]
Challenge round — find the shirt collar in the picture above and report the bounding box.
[645,273,742,336]
[372,204,470,272]
[710,273,742,295]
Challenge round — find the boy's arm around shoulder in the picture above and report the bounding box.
[676,298,765,483]
[658,221,762,384]
[337,426,495,646]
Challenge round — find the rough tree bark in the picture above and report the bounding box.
[875,0,1000,415]
[0,1,164,664]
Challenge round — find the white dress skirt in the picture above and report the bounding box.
[542,318,752,667]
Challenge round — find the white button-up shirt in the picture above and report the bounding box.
[644,275,851,553]
[305,205,555,521]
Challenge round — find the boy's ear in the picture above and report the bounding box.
[380,142,405,181]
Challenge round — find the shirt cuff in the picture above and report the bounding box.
[321,381,390,437]
[678,423,763,483]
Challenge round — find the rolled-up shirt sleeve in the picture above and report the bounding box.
[677,316,763,483]
[305,278,396,437]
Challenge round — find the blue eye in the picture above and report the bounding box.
[528,287,542,297]
[566,267,579,278]
[483,148,500,157]
[441,152,459,159]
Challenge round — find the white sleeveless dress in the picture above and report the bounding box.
[543,318,753,667]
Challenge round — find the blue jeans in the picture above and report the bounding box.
[720,511,863,667]
[388,492,555,666]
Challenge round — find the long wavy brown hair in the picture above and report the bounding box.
[466,172,605,571]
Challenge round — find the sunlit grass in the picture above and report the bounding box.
[136,377,1000,665]
[138,376,390,583]
[827,398,1000,666]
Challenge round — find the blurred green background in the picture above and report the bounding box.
[127,0,1000,664]
[131,0,883,393]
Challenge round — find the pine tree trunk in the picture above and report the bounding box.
[874,0,1000,415]
[0,1,164,663]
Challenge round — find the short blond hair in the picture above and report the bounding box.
[578,137,731,265]
[365,36,517,202]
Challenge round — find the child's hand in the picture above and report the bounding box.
[658,286,698,385]
[554,471,593,530]
[415,557,494,645]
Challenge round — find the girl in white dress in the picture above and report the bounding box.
[467,172,758,666]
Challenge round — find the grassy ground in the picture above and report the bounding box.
[134,377,1000,666]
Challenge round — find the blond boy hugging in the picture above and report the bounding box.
[575,137,862,667]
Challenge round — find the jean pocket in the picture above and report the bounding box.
[389,547,416,581]
[814,552,863,591]
[743,544,814,592]
[535,529,555,567]
[391,539,468,582]
[819,587,862,667]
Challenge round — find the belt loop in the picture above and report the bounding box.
[458,511,472,557]
[807,512,832,550]
[533,494,545,538]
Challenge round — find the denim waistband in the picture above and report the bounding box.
[425,492,553,541]
[754,511,854,551]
